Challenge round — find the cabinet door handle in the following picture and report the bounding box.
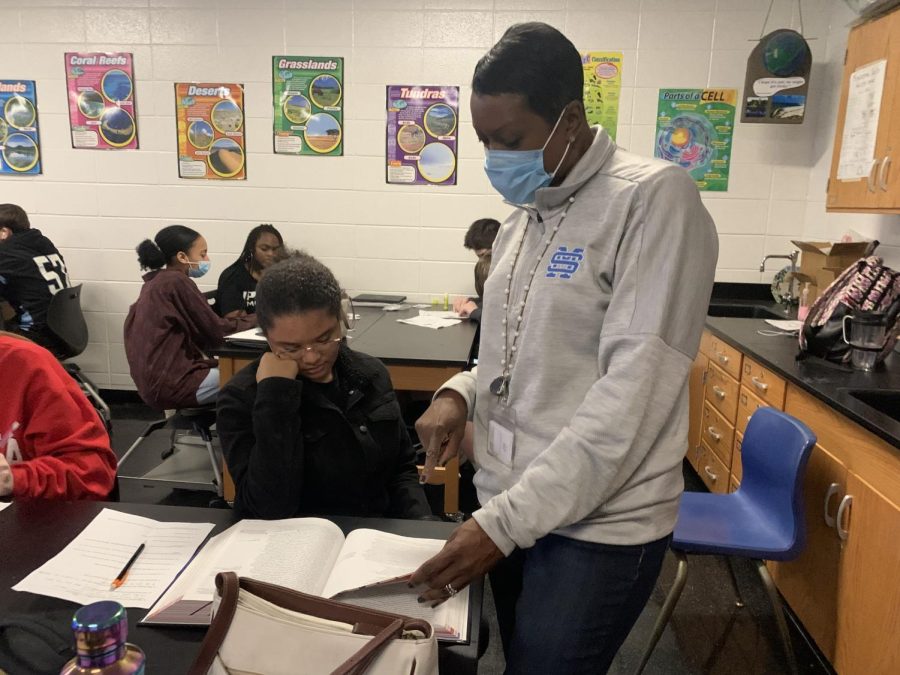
[836,494,853,541]
[713,386,726,400]
[751,376,769,392]
[707,426,722,442]
[704,466,718,482]
[867,158,879,192]
[717,352,729,365]
[878,156,892,191]
[824,482,840,528]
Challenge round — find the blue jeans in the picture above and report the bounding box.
[195,368,220,405]
[489,533,670,675]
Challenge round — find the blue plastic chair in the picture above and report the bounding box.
[635,407,816,675]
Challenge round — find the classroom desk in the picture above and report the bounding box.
[0,500,484,675]
[210,306,478,393]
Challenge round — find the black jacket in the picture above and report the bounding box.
[217,345,432,520]
[0,229,68,333]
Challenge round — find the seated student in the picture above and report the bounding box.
[216,223,284,318]
[124,225,256,411]
[217,253,432,520]
[0,204,71,356]
[0,332,117,501]
[453,218,499,321]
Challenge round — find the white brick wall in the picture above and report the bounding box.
[1,0,897,389]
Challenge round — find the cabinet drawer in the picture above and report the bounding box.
[737,385,769,435]
[741,357,787,409]
[702,401,735,467]
[733,431,744,483]
[700,440,731,494]
[699,331,713,358]
[708,335,743,380]
[730,476,740,494]
[705,363,740,421]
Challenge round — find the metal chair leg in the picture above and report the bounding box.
[726,556,746,608]
[635,549,689,675]
[755,560,799,675]
[195,422,223,497]
[117,418,168,467]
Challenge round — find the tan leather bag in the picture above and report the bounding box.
[187,573,439,675]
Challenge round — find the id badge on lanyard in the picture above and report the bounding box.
[488,398,517,467]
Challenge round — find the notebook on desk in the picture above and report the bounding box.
[224,327,267,348]
[141,517,470,643]
[350,293,407,306]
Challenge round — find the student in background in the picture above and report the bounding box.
[0,332,117,501]
[216,223,284,318]
[454,218,499,321]
[0,204,71,356]
[124,225,256,411]
[217,253,432,521]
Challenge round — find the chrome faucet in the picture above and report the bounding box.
[760,251,800,314]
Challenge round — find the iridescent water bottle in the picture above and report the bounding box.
[60,601,145,674]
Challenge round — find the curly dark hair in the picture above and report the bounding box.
[255,251,342,333]
[464,218,500,252]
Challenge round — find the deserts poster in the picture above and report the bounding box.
[0,80,41,175]
[175,83,246,181]
[386,85,458,186]
[582,51,622,141]
[273,56,343,156]
[65,52,138,150]
[655,88,736,192]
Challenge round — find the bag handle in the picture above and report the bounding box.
[330,618,405,675]
[187,571,241,675]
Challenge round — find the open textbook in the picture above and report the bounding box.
[142,517,470,643]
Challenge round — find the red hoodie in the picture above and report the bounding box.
[0,335,117,500]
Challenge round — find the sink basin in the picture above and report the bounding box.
[845,389,900,424]
[707,304,786,320]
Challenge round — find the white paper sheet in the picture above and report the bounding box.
[224,327,266,344]
[421,310,466,320]
[764,319,804,331]
[0,502,10,512]
[12,508,214,608]
[397,314,461,330]
[837,59,887,180]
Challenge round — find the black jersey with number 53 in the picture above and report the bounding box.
[0,228,70,331]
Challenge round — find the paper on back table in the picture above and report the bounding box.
[12,508,214,608]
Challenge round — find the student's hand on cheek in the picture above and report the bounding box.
[256,352,300,383]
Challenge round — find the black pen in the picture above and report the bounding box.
[110,543,145,590]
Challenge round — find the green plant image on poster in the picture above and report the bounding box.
[273,56,343,156]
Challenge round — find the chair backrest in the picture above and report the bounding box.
[45,284,88,360]
[203,289,220,316]
[739,407,817,556]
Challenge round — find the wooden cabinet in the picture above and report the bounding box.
[827,8,900,214]
[687,350,708,461]
[741,357,786,409]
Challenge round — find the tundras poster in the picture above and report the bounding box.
[386,85,458,186]
[0,80,41,175]
[64,52,138,150]
[654,88,736,192]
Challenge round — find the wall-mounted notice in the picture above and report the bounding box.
[65,52,138,150]
[581,51,622,141]
[386,85,458,186]
[0,80,41,175]
[273,56,343,156]
[655,88,736,192]
[175,83,246,181]
[837,59,887,181]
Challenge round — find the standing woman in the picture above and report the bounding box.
[124,225,256,411]
[216,224,284,318]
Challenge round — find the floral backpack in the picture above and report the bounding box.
[798,256,900,364]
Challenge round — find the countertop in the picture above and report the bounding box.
[704,315,900,450]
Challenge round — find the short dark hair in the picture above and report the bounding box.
[0,204,30,233]
[239,223,284,268]
[472,23,583,125]
[464,218,500,251]
[256,252,342,334]
[136,225,201,271]
[474,254,491,299]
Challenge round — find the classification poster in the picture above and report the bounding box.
[386,85,458,186]
[273,56,343,156]
[175,83,246,181]
[582,51,622,141]
[0,80,41,175]
[655,88,736,192]
[65,52,138,150]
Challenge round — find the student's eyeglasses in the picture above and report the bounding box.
[271,336,342,360]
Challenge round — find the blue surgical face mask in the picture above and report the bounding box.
[483,107,572,205]
[188,260,210,278]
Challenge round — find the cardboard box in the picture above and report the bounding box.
[791,240,873,301]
